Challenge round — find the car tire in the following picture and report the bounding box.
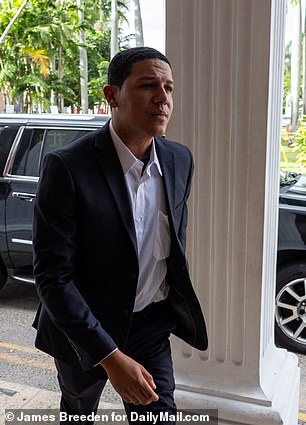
[0,256,7,289]
[275,262,306,353]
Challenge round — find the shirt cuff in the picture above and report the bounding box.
[95,348,118,367]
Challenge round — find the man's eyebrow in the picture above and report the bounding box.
[137,76,174,84]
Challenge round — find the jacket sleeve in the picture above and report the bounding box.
[33,152,117,371]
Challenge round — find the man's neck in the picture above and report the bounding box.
[127,142,152,161]
[111,122,153,160]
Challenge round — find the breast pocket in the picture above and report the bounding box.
[153,210,171,261]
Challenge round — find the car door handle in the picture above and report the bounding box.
[12,192,36,202]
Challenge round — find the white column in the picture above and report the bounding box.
[166,1,300,424]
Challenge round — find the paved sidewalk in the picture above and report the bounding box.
[0,379,126,424]
[1,379,306,424]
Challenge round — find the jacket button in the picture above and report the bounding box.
[123,309,130,317]
[130,273,137,281]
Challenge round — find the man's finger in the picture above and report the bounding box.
[134,387,159,404]
[141,367,157,391]
[126,381,158,405]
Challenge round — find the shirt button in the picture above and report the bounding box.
[137,217,143,223]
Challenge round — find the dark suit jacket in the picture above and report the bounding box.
[32,122,207,376]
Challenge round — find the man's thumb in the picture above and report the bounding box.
[141,367,157,390]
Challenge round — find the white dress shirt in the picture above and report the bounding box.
[109,121,170,312]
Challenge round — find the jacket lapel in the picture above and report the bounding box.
[155,137,176,222]
[94,123,138,255]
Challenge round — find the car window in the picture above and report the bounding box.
[0,126,19,176]
[38,129,91,175]
[11,128,44,177]
[41,129,90,158]
[10,127,93,178]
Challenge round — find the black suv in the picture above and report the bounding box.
[275,172,306,353]
[0,113,108,286]
[0,114,305,354]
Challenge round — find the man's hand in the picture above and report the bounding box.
[100,350,159,405]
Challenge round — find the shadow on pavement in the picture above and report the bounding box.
[0,280,39,311]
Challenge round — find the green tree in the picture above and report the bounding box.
[0,0,129,113]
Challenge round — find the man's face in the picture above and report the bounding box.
[106,58,174,143]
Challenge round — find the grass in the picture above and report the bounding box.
[280,133,304,174]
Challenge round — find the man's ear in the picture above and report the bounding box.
[103,85,119,108]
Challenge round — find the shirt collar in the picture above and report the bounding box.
[109,120,162,176]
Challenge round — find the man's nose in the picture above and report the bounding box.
[154,86,168,104]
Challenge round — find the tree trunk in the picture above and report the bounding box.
[0,0,28,44]
[58,46,64,113]
[49,52,56,107]
[77,0,88,113]
[111,0,118,58]
[303,5,306,116]
[133,0,144,46]
[20,93,24,112]
[291,0,302,131]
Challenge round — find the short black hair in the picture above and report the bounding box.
[108,47,171,87]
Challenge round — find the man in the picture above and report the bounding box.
[32,47,207,423]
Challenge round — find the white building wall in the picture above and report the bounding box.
[166,1,300,424]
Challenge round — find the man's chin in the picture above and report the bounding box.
[152,126,168,138]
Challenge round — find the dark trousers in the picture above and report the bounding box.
[55,300,177,424]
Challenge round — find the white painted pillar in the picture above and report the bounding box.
[166,1,300,424]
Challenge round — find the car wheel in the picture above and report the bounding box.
[275,262,306,353]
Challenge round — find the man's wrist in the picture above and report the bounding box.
[95,348,118,367]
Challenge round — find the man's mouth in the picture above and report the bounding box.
[151,112,168,119]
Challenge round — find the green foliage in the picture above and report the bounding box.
[292,118,306,173]
[0,0,129,112]
[280,135,300,172]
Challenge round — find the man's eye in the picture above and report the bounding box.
[166,86,173,93]
[142,83,153,88]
